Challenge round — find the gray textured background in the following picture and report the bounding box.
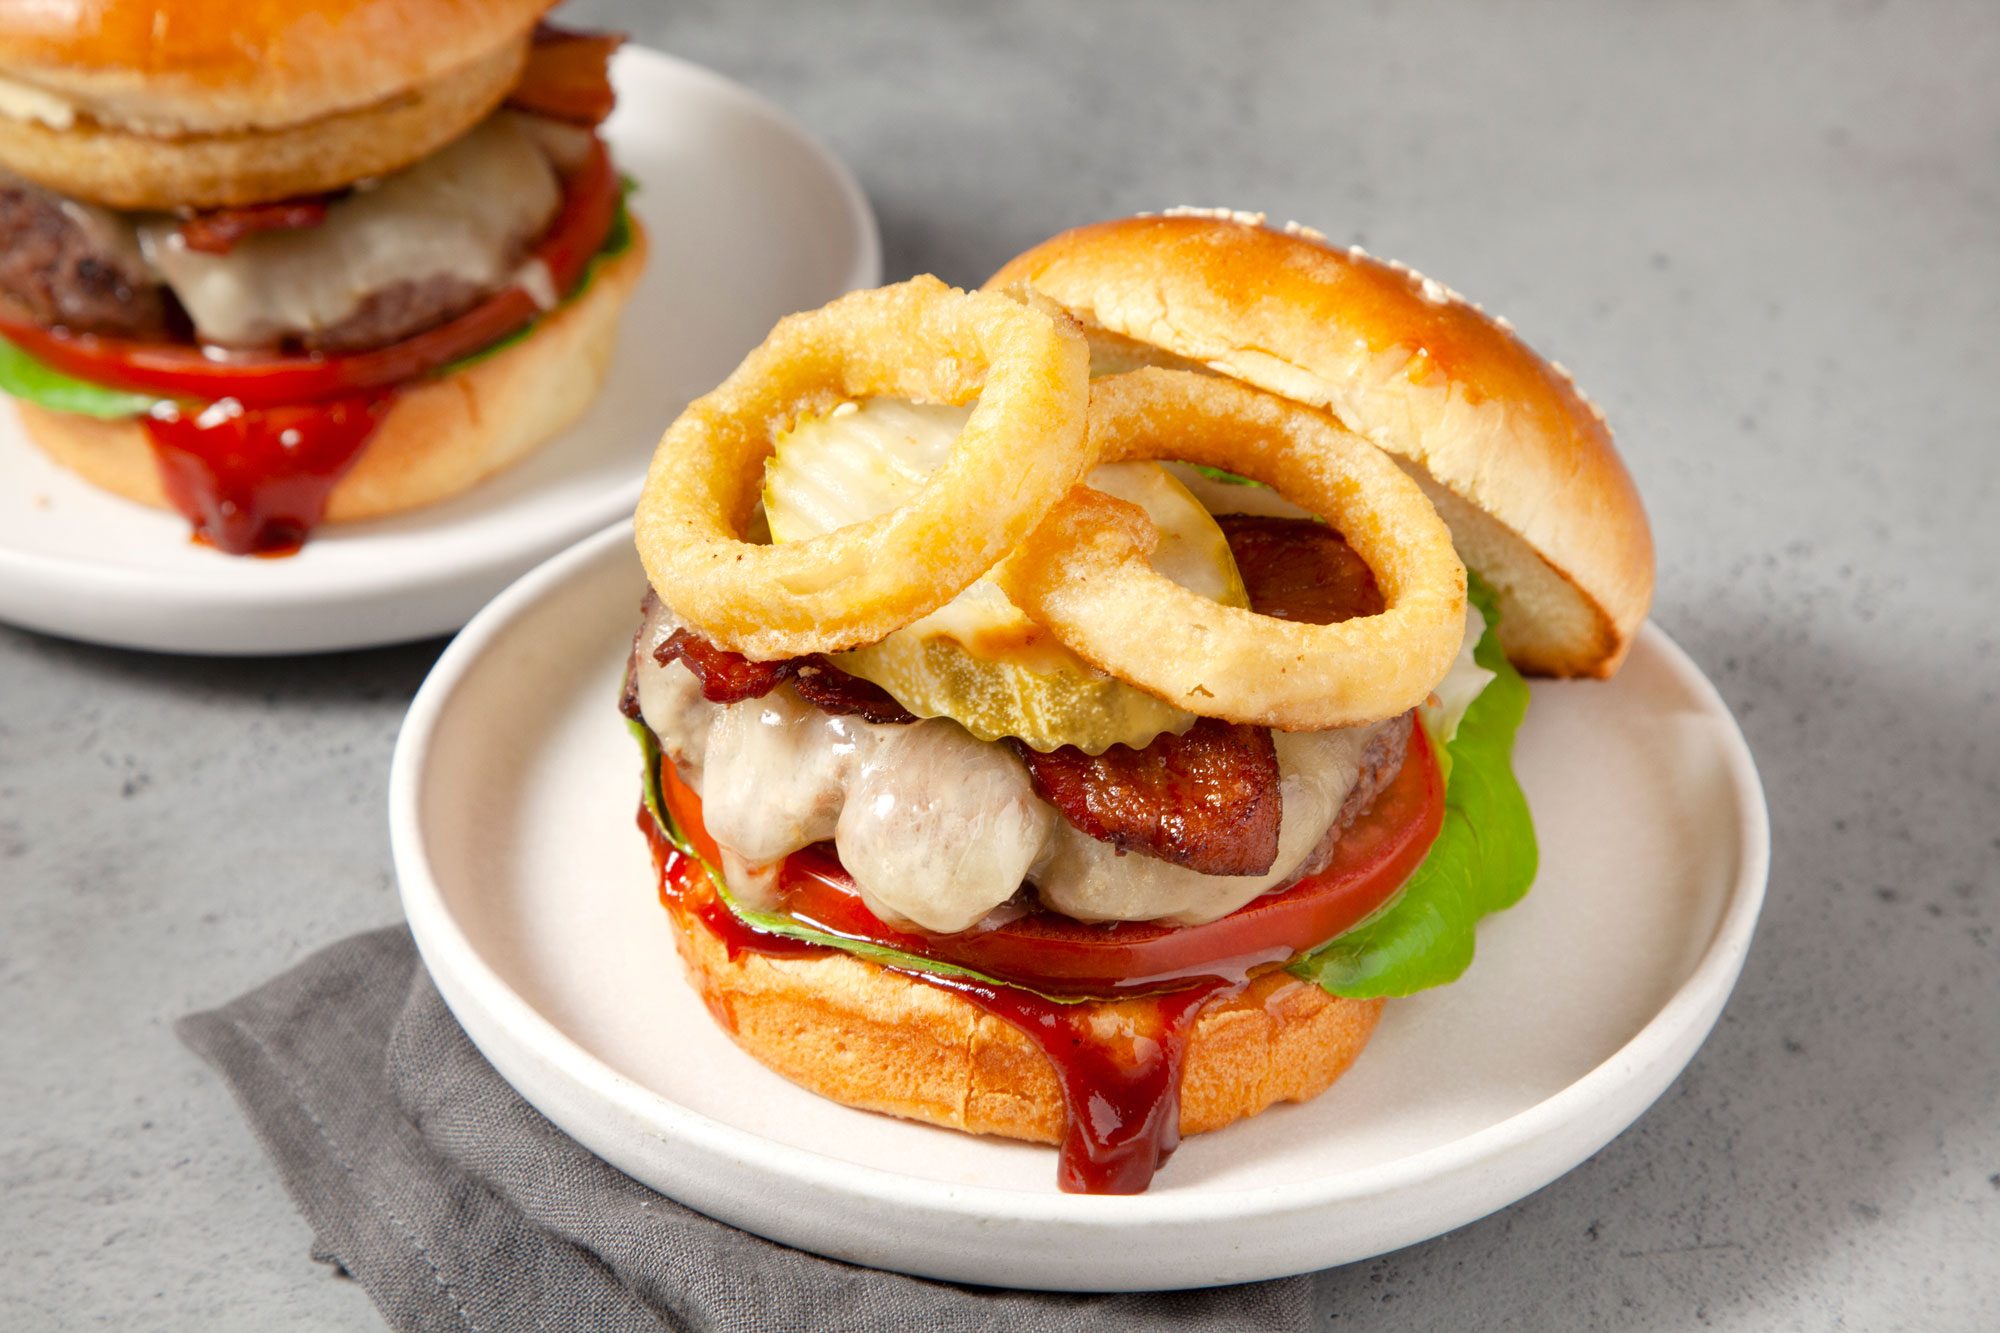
[3,0,1995,1327]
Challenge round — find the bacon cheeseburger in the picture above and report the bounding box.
[0,1,645,554]
[622,211,1653,1193]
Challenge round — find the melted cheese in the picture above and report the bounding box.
[139,115,560,347]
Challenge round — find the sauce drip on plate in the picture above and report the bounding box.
[144,392,394,555]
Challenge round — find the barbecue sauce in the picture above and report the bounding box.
[640,792,1232,1194]
[932,972,1238,1193]
[143,392,394,556]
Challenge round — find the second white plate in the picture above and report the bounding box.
[392,522,1770,1292]
[0,48,879,655]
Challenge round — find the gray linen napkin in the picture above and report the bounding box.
[178,926,1313,1331]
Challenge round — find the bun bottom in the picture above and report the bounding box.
[666,901,1384,1146]
[15,225,646,527]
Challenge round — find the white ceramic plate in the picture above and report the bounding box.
[392,523,1770,1291]
[0,49,878,655]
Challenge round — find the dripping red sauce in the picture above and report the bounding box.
[640,797,1233,1193]
[143,394,393,556]
[928,972,1240,1193]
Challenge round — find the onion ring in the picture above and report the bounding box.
[997,369,1466,729]
[634,277,1091,659]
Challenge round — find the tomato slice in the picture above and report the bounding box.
[657,724,1444,995]
[0,141,619,407]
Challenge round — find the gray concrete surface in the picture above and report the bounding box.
[2,1,1995,1327]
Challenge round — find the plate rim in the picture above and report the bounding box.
[0,47,881,644]
[391,518,1772,1242]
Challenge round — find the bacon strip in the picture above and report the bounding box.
[654,625,916,722]
[791,659,918,724]
[1217,514,1384,623]
[655,628,798,703]
[508,23,624,127]
[177,197,333,255]
[1015,719,1283,877]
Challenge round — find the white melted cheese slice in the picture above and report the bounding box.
[139,114,560,348]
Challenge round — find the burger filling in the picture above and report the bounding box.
[134,115,563,353]
[0,111,571,354]
[629,586,1426,933]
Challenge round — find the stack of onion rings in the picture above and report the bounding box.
[638,288,1467,729]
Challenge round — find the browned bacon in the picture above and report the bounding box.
[508,24,624,127]
[653,628,798,703]
[1218,514,1384,623]
[1011,517,1384,874]
[791,659,918,724]
[177,197,333,255]
[1015,719,1283,877]
[652,623,915,722]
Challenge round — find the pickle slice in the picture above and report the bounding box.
[762,400,1247,753]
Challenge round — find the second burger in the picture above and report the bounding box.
[0,0,647,554]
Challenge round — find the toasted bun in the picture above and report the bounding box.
[667,904,1383,1146]
[15,224,645,524]
[0,38,530,209]
[988,211,1655,677]
[0,0,551,133]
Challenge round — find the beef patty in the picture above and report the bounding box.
[0,179,171,339]
[300,275,497,356]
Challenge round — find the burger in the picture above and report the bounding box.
[620,211,1653,1193]
[0,1,647,555]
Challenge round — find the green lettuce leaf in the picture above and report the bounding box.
[0,337,166,420]
[1287,574,1537,997]
[1185,463,1262,487]
[715,884,1094,999]
[628,716,671,832]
